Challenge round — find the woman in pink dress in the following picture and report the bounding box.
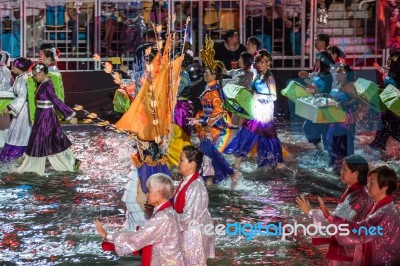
[319,165,400,265]
[172,145,215,265]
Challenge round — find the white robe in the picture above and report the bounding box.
[6,72,31,147]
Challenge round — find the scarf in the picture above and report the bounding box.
[172,172,200,213]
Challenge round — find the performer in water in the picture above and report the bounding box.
[224,50,284,170]
[369,50,400,152]
[28,44,64,123]
[167,50,194,168]
[326,63,360,168]
[0,57,32,162]
[173,145,215,264]
[94,173,185,266]
[17,63,80,176]
[296,155,372,264]
[192,36,239,186]
[319,165,400,265]
[302,51,335,150]
[0,50,13,148]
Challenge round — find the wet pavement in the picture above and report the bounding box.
[0,124,399,265]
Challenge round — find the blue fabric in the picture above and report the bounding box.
[256,34,272,53]
[0,143,26,163]
[291,31,301,55]
[252,78,271,95]
[326,123,355,166]
[224,126,283,167]
[257,135,284,167]
[330,89,350,102]
[384,76,398,87]
[200,139,234,184]
[312,73,333,94]
[178,71,191,96]
[1,33,20,58]
[138,163,170,193]
[224,127,258,157]
[46,6,66,26]
[303,119,329,147]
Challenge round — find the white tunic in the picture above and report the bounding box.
[6,72,31,146]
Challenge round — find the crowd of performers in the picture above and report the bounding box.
[0,44,80,175]
[297,33,400,169]
[1,25,400,264]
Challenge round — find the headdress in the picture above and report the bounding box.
[34,63,46,73]
[13,57,32,71]
[50,47,59,61]
[200,36,225,74]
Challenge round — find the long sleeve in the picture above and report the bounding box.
[333,204,400,249]
[48,72,65,102]
[237,71,254,89]
[44,81,74,120]
[0,66,13,91]
[113,213,167,256]
[178,179,215,264]
[206,90,225,127]
[112,208,185,266]
[27,76,37,123]
[178,180,208,231]
[8,75,28,116]
[313,73,333,94]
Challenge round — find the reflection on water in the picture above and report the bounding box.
[0,125,399,265]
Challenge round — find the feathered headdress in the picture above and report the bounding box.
[200,36,225,74]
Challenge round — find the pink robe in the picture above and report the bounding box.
[333,197,400,266]
[311,183,372,264]
[112,203,185,265]
[173,173,215,265]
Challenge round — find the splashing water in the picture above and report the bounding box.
[0,124,399,264]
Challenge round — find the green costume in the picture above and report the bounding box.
[27,72,65,123]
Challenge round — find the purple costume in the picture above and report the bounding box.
[26,79,74,157]
[174,71,193,137]
[224,71,283,167]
